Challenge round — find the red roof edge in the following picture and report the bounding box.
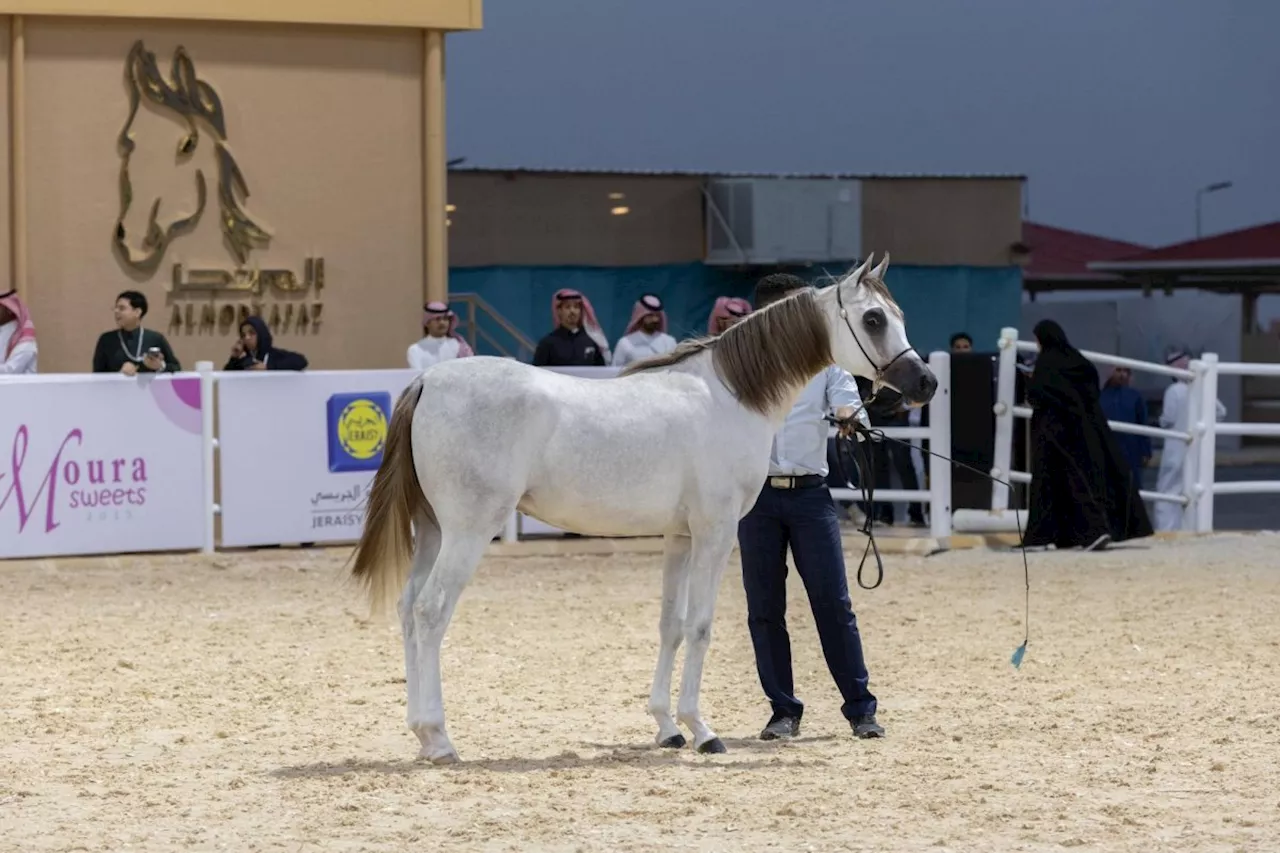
[1101,221,1280,265]
[1022,221,1148,280]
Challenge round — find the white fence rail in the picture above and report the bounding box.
[9,333,1269,560]
[1,354,955,560]
[988,327,1280,534]
[827,351,952,541]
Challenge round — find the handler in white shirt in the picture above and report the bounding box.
[407,301,474,371]
[611,293,677,367]
[737,273,884,745]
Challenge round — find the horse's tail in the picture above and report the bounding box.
[350,375,433,618]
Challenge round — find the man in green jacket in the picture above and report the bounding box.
[92,290,181,375]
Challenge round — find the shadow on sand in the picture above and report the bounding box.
[270,734,844,778]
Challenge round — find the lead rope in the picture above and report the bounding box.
[829,414,1032,669]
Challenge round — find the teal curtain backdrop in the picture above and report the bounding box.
[448,263,1022,360]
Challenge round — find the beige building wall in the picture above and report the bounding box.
[24,19,425,373]
[0,20,11,292]
[448,171,705,268]
[861,178,1024,267]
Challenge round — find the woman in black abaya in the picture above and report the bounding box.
[1022,320,1153,550]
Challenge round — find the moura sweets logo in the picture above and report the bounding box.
[0,425,150,535]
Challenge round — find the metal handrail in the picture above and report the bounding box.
[449,291,537,360]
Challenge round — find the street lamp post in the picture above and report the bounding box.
[1195,181,1233,238]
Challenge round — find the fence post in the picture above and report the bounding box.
[503,511,519,543]
[1180,359,1205,532]
[1194,353,1220,533]
[196,361,217,554]
[990,327,1019,511]
[928,350,952,543]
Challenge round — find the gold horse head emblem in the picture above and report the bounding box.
[113,40,272,274]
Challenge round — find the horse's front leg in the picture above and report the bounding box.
[648,534,691,748]
[677,525,736,754]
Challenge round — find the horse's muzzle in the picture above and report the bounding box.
[884,357,937,408]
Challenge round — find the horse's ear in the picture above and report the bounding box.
[171,48,200,105]
[171,46,228,140]
[845,254,873,285]
[870,251,890,280]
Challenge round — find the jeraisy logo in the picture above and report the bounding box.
[327,392,391,473]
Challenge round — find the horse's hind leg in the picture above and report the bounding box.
[676,525,736,754]
[398,515,441,753]
[648,534,691,748]
[409,528,490,764]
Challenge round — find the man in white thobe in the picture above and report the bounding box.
[0,289,37,374]
[611,293,677,367]
[407,301,474,371]
[1154,350,1226,531]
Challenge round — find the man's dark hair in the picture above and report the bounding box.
[117,290,148,318]
[753,273,810,310]
[949,331,972,348]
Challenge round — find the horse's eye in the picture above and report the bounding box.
[862,309,885,332]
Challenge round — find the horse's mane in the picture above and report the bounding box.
[620,289,833,415]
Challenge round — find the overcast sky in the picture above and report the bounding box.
[445,0,1280,248]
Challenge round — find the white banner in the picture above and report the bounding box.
[0,373,207,559]
[216,369,420,547]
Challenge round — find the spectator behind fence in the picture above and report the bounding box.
[407,301,474,370]
[532,288,610,367]
[92,290,180,375]
[0,288,37,374]
[1098,366,1152,477]
[224,316,308,371]
[1153,349,1227,532]
[1022,319,1151,551]
[707,296,752,335]
[611,293,676,367]
[950,332,973,353]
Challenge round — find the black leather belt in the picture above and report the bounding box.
[766,474,826,490]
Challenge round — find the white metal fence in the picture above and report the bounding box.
[987,326,1280,534]
[1,354,956,560]
[827,351,952,542]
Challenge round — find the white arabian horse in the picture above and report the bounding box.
[350,253,936,763]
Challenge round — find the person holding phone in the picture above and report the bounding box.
[92,290,181,374]
[224,315,308,371]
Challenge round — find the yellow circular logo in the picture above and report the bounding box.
[337,398,388,460]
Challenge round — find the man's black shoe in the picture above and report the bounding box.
[851,714,885,739]
[760,716,800,741]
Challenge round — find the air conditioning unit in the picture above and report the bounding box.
[704,177,862,266]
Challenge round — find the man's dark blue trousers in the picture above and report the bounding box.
[738,479,878,723]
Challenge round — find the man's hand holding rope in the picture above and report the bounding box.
[833,404,872,442]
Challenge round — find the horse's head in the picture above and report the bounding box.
[819,253,938,407]
[114,41,224,271]
[113,41,267,272]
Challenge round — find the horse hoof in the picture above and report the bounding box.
[697,737,727,755]
[419,748,460,765]
[659,734,686,749]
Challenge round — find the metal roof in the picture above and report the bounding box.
[448,164,1027,181]
[1088,221,1280,272]
[1023,221,1148,282]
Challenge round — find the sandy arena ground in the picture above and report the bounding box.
[3,532,1279,852]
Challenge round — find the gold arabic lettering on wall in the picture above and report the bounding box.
[113,40,324,334]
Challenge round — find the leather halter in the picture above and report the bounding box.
[835,278,914,400]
